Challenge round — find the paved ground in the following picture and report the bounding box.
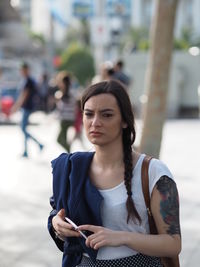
[0,111,199,267]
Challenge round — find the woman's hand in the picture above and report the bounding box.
[52,209,81,240]
[78,225,123,250]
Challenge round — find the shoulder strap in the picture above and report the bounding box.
[141,155,157,234]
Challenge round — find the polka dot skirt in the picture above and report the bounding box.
[77,253,163,267]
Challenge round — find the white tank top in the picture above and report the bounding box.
[97,154,173,260]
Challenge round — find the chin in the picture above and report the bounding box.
[89,138,106,146]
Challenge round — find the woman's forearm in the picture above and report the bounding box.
[121,231,181,257]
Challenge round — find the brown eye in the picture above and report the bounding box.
[102,113,113,118]
[84,112,93,117]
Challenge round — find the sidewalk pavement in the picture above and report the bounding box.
[0,112,199,267]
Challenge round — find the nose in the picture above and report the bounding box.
[91,114,101,126]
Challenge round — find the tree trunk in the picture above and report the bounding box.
[139,0,179,158]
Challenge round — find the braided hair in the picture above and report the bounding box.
[81,79,141,224]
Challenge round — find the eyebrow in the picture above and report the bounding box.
[84,108,114,112]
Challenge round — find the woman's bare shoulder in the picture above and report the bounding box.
[132,150,141,168]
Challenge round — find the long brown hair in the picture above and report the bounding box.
[81,80,141,224]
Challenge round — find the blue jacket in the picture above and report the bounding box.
[47,152,103,267]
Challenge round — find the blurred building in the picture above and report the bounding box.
[12,0,32,25]
[11,0,200,44]
[131,0,200,39]
[0,0,43,59]
[9,0,199,68]
[8,0,200,118]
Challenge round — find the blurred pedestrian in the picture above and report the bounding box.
[92,61,115,84]
[48,80,181,267]
[11,62,44,158]
[38,72,50,113]
[73,95,83,140]
[55,71,77,152]
[45,74,58,113]
[101,61,115,81]
[113,59,131,88]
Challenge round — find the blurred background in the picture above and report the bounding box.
[0,0,200,120]
[0,0,200,266]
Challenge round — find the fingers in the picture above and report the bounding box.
[86,233,106,250]
[78,226,122,249]
[57,208,65,218]
[57,224,81,238]
[52,211,81,238]
[56,223,81,238]
[78,225,107,249]
[78,224,101,233]
[57,220,79,237]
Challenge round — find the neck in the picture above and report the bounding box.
[94,143,124,169]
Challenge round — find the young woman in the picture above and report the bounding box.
[48,80,181,267]
[55,71,76,152]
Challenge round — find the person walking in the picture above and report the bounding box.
[48,80,181,267]
[55,71,77,152]
[11,62,44,158]
[91,61,115,84]
[38,72,50,113]
[113,59,131,88]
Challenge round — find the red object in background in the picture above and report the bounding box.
[0,96,14,117]
[53,56,62,68]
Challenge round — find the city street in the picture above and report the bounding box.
[0,112,200,267]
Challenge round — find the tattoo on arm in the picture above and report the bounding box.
[156,176,181,235]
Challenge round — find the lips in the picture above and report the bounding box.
[89,131,102,137]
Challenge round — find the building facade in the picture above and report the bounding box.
[11,0,32,25]
[131,0,200,39]
[13,0,200,45]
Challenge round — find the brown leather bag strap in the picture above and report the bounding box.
[141,156,152,210]
[141,155,157,234]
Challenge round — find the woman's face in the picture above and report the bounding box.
[83,93,127,147]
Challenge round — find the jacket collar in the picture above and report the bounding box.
[68,152,103,224]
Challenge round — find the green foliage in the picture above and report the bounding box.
[173,27,191,50]
[30,32,45,45]
[121,26,150,51]
[25,25,46,45]
[64,19,90,47]
[173,39,190,50]
[60,43,95,86]
[122,25,200,51]
[181,27,192,43]
[138,39,150,50]
[173,27,198,50]
[129,27,149,46]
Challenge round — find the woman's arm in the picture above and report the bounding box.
[126,176,181,257]
[78,176,181,257]
[11,89,29,113]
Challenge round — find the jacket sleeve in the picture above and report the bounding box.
[47,153,70,252]
[47,196,64,251]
